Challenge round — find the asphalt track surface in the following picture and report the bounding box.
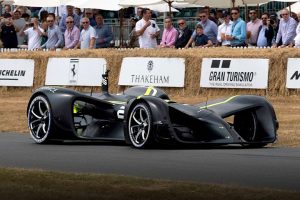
[0,133,299,191]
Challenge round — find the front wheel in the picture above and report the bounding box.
[126,103,154,148]
[28,95,52,144]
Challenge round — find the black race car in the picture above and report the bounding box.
[27,71,278,148]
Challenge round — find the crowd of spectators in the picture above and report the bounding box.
[0,5,300,50]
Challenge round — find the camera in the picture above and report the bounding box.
[269,19,275,25]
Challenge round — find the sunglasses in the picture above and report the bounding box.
[47,20,54,22]
[82,21,89,24]
[281,13,288,16]
[249,12,256,14]
[86,13,92,15]
[66,21,74,24]
[199,15,206,18]
[231,12,238,15]
[178,22,185,25]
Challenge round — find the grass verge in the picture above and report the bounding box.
[0,168,299,200]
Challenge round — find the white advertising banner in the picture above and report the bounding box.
[200,58,269,89]
[118,57,185,87]
[0,59,34,87]
[45,58,107,86]
[286,58,300,89]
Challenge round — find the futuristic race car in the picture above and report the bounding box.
[27,71,278,148]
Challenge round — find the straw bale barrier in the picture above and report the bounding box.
[0,48,300,97]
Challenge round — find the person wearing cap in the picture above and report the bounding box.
[159,17,177,48]
[94,14,113,48]
[273,9,297,48]
[128,17,139,48]
[217,12,232,46]
[0,13,18,48]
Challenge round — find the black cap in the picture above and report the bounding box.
[3,13,12,18]
[222,11,229,18]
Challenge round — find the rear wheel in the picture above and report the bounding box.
[127,103,154,148]
[28,95,52,144]
[234,111,267,148]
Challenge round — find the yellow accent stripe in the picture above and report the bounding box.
[200,95,239,109]
[107,100,126,105]
[144,86,153,96]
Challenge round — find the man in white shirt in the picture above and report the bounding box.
[76,17,97,49]
[21,17,44,50]
[135,8,160,48]
[217,12,232,46]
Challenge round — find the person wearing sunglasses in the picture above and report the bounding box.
[63,16,80,50]
[185,10,217,48]
[41,15,63,50]
[76,17,97,49]
[257,13,274,47]
[273,9,297,48]
[175,19,192,48]
[59,5,80,34]
[225,7,246,47]
[247,10,262,46]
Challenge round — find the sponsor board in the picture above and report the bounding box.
[200,58,269,89]
[45,58,106,86]
[286,58,300,88]
[118,57,185,87]
[0,59,34,87]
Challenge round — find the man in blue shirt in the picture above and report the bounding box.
[185,10,217,47]
[94,14,113,48]
[41,15,63,50]
[226,7,247,47]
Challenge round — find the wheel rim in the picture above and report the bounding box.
[128,104,151,147]
[28,96,51,143]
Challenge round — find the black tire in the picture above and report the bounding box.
[234,111,267,148]
[28,95,53,144]
[126,103,154,148]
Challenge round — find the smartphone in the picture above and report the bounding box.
[152,23,155,28]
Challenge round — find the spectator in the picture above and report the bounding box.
[226,7,247,47]
[175,19,192,48]
[185,10,218,47]
[85,9,96,26]
[257,13,274,47]
[13,10,26,45]
[159,17,177,48]
[273,9,297,48]
[136,7,143,20]
[41,15,63,50]
[3,5,13,16]
[247,10,262,46]
[217,12,232,46]
[74,8,83,18]
[135,8,160,48]
[21,13,30,23]
[216,10,224,26]
[94,14,113,48]
[192,24,212,48]
[202,6,218,25]
[38,7,56,19]
[63,16,80,50]
[21,17,44,50]
[59,5,80,33]
[294,12,300,47]
[76,17,96,49]
[0,13,18,48]
[128,17,139,48]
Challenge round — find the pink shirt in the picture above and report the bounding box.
[160,26,178,47]
[247,19,262,45]
[64,26,80,49]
